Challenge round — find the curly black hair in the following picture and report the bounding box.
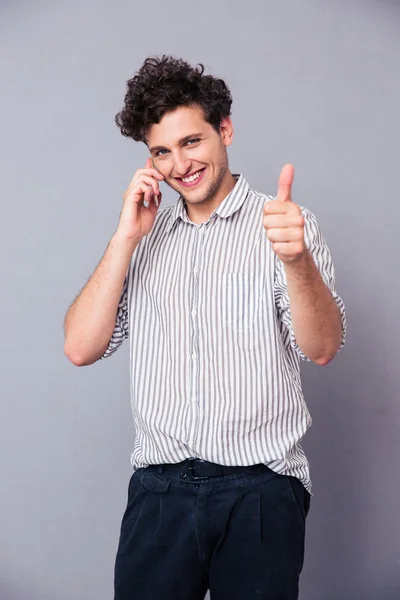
[115,55,232,143]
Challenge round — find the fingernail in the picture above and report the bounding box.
[154,196,159,207]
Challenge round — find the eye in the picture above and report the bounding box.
[155,149,169,157]
[186,138,201,146]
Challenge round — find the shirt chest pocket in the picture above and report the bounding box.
[221,272,265,334]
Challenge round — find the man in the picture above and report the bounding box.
[64,55,346,600]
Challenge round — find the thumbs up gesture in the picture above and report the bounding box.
[263,164,305,264]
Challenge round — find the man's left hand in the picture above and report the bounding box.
[263,164,305,264]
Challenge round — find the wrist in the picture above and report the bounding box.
[111,230,142,252]
[283,248,310,270]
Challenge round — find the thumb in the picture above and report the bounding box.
[277,164,294,202]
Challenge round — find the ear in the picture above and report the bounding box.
[220,116,234,147]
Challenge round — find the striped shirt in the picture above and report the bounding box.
[102,174,346,493]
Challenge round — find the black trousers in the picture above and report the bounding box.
[114,460,310,599]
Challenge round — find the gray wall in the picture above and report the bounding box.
[1,1,399,598]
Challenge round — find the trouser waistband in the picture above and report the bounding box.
[148,458,270,480]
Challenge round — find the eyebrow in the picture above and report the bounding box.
[149,133,203,154]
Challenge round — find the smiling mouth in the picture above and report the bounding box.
[176,168,206,187]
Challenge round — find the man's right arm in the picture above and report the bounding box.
[64,158,164,366]
[63,233,139,366]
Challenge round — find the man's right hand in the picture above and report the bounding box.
[116,158,164,242]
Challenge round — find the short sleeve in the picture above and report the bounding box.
[100,276,129,359]
[274,207,347,361]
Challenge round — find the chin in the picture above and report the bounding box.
[185,185,215,203]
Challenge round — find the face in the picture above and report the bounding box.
[147,105,233,206]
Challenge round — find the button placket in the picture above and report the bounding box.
[187,225,206,453]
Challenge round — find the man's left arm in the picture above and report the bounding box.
[264,164,346,366]
[283,246,343,365]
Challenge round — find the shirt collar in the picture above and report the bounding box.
[166,173,249,233]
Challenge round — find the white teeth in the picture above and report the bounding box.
[182,170,202,183]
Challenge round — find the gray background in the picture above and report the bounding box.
[1,0,399,598]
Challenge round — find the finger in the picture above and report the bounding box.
[143,184,155,205]
[151,157,162,174]
[132,175,160,197]
[144,186,153,204]
[127,173,154,194]
[272,241,303,259]
[146,156,164,179]
[131,182,154,205]
[141,175,161,197]
[134,168,164,181]
[145,156,164,178]
[263,200,293,215]
[154,190,162,208]
[277,164,294,202]
[266,227,304,243]
[148,190,162,210]
[263,213,304,229]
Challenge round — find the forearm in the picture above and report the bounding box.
[64,232,139,366]
[284,249,342,365]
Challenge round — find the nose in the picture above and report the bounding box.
[172,151,192,178]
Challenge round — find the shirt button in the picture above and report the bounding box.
[192,309,197,317]
[191,352,196,360]
[193,267,199,273]
[191,397,197,403]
